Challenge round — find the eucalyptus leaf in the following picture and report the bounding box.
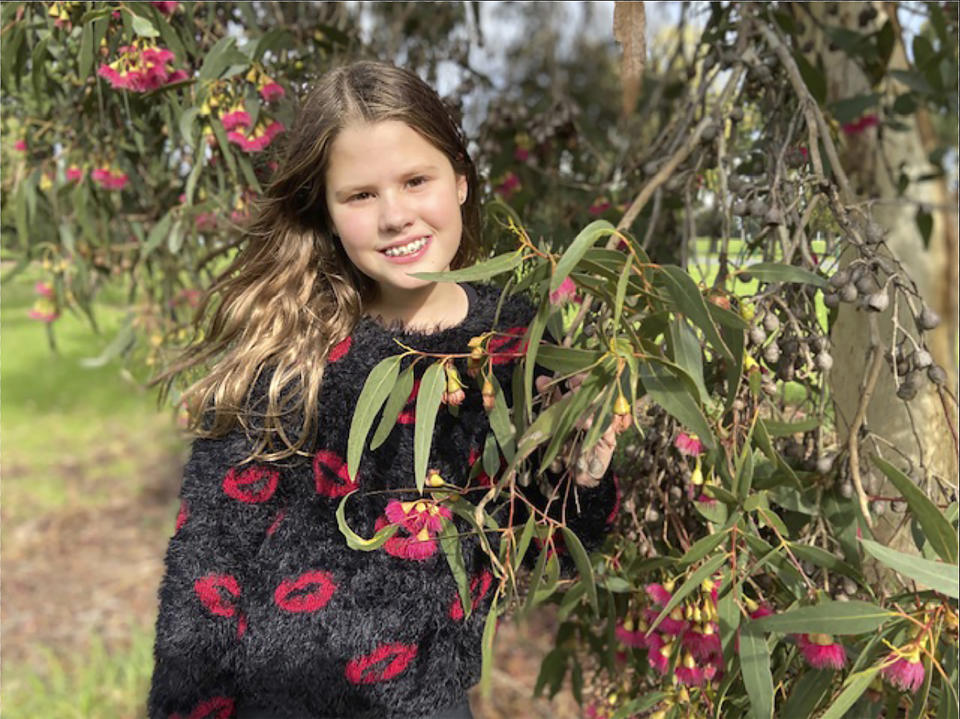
[747,599,893,635]
[859,538,959,598]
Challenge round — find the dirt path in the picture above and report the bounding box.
[1,445,586,717]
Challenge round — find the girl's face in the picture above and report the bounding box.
[324,120,467,298]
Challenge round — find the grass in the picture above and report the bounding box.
[0,620,155,719]
[1,262,175,716]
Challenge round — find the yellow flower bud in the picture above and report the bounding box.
[808,633,834,646]
[427,471,445,487]
[693,605,703,623]
[415,502,427,513]
[701,577,715,593]
[467,335,484,348]
[683,651,696,669]
[740,300,756,322]
[703,622,715,636]
[608,693,617,705]
[623,617,634,631]
[613,393,631,416]
[245,66,259,83]
[429,505,439,516]
[445,364,464,393]
[744,596,759,613]
[663,578,676,593]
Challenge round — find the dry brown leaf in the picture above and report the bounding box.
[613,1,646,118]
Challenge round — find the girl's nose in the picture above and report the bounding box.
[378,192,414,233]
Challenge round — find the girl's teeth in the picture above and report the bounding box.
[384,238,427,256]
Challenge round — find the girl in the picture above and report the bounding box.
[147,60,622,719]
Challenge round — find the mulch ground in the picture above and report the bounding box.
[1,444,586,718]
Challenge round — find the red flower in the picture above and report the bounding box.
[513,147,530,162]
[13,139,26,152]
[674,432,704,457]
[880,647,925,693]
[151,1,179,14]
[227,120,285,153]
[796,633,847,670]
[549,276,579,306]
[91,167,128,190]
[494,172,520,198]
[97,43,188,93]
[588,198,611,216]
[842,114,879,136]
[219,108,252,132]
[376,499,453,560]
[259,81,285,102]
[66,166,84,182]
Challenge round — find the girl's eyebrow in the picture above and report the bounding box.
[333,165,440,198]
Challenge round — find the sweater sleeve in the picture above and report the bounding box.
[147,425,288,719]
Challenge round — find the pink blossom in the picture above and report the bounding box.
[682,626,722,661]
[513,146,530,162]
[150,1,179,14]
[589,198,611,216]
[614,619,649,648]
[28,296,58,323]
[66,166,84,182]
[749,603,774,620]
[220,109,252,132]
[642,606,688,637]
[97,44,187,93]
[14,139,26,152]
[34,281,54,298]
[259,82,285,102]
[880,650,925,693]
[28,308,59,322]
[675,432,705,457]
[91,167,129,190]
[227,120,285,153]
[842,114,879,136]
[549,276,578,306]
[645,633,670,674]
[194,212,218,232]
[796,633,847,670]
[494,172,520,198]
[375,500,453,561]
[645,583,673,606]
[675,663,705,686]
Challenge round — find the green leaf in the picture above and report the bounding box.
[439,518,471,619]
[742,262,829,288]
[658,265,733,364]
[739,624,774,719]
[533,647,569,699]
[762,417,821,436]
[669,318,708,404]
[131,13,158,37]
[552,220,618,293]
[678,523,732,566]
[78,20,94,79]
[347,355,402,483]
[639,360,714,449]
[560,527,599,616]
[747,599,893,635]
[611,692,668,718]
[198,36,248,83]
[370,363,414,450]
[787,543,863,584]
[646,554,726,635]
[409,249,523,281]
[254,27,295,62]
[413,362,446,494]
[522,529,553,619]
[781,668,835,719]
[335,490,399,550]
[859,538,959,598]
[479,592,500,701]
[80,313,135,367]
[818,665,882,719]
[890,69,934,95]
[512,513,537,569]
[872,456,957,563]
[829,93,881,125]
[794,51,827,104]
[143,208,175,258]
[916,206,933,250]
[529,345,604,376]
[179,106,199,146]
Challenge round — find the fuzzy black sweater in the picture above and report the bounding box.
[148,281,621,719]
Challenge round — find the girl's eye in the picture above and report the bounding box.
[408,176,428,187]
[348,192,372,202]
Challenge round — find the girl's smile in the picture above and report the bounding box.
[324,120,467,324]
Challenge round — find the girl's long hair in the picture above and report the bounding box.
[148,60,485,464]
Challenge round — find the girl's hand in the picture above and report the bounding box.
[535,372,618,488]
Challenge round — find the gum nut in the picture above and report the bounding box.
[749,327,767,345]
[839,283,858,303]
[840,480,854,498]
[843,578,858,595]
[829,269,850,289]
[870,500,886,516]
[733,200,748,216]
[643,161,659,176]
[550,458,564,473]
[815,351,834,371]
[763,208,783,225]
[917,306,941,330]
[730,107,744,121]
[763,343,780,363]
[897,382,918,401]
[855,274,877,294]
[748,199,767,216]
[928,364,947,385]
[762,313,780,332]
[816,455,834,474]
[864,221,883,244]
[823,292,840,309]
[913,350,933,369]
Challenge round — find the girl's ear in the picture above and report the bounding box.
[456,173,468,205]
